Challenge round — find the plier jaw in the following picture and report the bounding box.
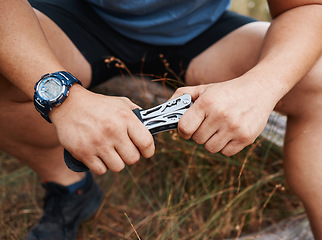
[133,94,192,134]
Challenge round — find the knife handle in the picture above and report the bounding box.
[64,109,143,172]
[64,149,89,172]
[132,108,143,122]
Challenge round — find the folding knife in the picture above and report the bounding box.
[64,94,192,172]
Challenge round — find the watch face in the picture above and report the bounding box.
[38,77,64,101]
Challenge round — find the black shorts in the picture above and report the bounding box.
[29,0,256,88]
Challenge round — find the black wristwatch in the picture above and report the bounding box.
[33,71,82,123]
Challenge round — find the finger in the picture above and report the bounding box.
[115,139,141,165]
[128,117,155,158]
[81,156,108,175]
[204,130,231,153]
[221,140,246,157]
[99,148,126,172]
[169,85,206,102]
[191,117,218,144]
[178,102,205,139]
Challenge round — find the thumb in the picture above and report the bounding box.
[169,85,206,102]
[178,100,205,139]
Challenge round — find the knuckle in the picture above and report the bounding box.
[174,86,194,97]
[86,158,108,175]
[217,110,229,121]
[234,126,252,143]
[192,134,204,145]
[115,107,129,119]
[103,121,122,136]
[132,154,141,164]
[137,134,154,155]
[119,96,131,104]
[221,148,236,157]
[73,147,85,158]
[127,152,141,165]
[221,142,245,156]
[227,120,240,132]
[142,144,155,158]
[102,122,115,134]
[239,131,253,144]
[90,135,104,147]
[174,87,185,95]
[178,123,193,139]
[204,143,218,153]
[141,135,154,149]
[111,163,125,173]
[178,117,194,136]
[192,138,202,145]
[95,166,108,175]
[199,96,213,108]
[74,148,92,161]
[245,136,256,146]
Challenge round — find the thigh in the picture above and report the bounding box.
[33,9,92,87]
[185,21,270,85]
[29,0,168,88]
[29,0,103,87]
[29,1,262,89]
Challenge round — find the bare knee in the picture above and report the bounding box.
[276,56,322,117]
[186,22,269,86]
[185,58,207,85]
[0,77,59,151]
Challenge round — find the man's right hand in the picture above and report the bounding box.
[49,84,155,175]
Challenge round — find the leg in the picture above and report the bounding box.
[185,21,322,238]
[0,9,91,185]
[275,56,322,239]
[0,8,104,240]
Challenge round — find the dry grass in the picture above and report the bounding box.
[0,133,304,239]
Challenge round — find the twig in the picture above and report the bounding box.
[237,139,263,193]
[258,184,282,231]
[124,213,142,240]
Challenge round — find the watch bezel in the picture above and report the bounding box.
[35,76,69,105]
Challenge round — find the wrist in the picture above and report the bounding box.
[49,83,85,123]
[240,66,292,105]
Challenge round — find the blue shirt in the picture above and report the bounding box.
[85,0,231,45]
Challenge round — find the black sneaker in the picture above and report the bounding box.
[25,173,103,240]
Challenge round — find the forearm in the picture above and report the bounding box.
[0,0,64,99]
[243,4,322,103]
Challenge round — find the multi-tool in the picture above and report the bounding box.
[64,94,192,172]
[132,93,192,134]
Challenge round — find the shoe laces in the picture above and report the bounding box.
[39,183,70,224]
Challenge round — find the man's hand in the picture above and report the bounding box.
[50,85,155,175]
[171,78,275,156]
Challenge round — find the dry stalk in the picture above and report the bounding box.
[124,213,142,240]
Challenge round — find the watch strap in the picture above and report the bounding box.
[34,97,52,122]
[56,71,82,87]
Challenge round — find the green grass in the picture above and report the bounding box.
[0,1,304,239]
